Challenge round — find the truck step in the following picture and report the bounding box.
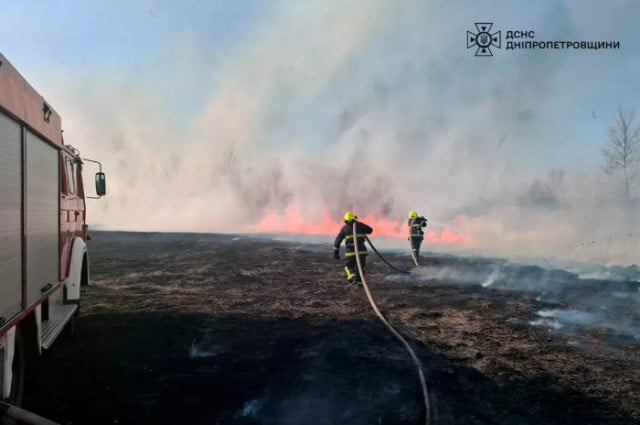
[41,304,77,350]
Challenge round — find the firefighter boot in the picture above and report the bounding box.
[345,266,358,286]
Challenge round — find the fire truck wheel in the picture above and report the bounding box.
[80,256,89,287]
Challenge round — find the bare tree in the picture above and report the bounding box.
[602,106,640,201]
[221,145,242,188]
[519,169,564,208]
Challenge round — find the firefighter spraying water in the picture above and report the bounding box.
[408,210,428,265]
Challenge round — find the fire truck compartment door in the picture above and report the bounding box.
[25,130,59,306]
[0,112,22,322]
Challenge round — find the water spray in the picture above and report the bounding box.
[427,219,464,235]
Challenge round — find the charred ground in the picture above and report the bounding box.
[23,231,640,424]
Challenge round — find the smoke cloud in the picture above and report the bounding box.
[32,0,640,265]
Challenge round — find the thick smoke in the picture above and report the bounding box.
[31,0,640,265]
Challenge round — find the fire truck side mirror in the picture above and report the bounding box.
[95,172,106,196]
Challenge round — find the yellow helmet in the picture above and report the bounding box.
[343,211,357,222]
[409,210,418,218]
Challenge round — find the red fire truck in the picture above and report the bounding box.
[0,53,106,410]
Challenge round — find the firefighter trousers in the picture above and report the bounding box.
[410,236,423,260]
[344,254,367,283]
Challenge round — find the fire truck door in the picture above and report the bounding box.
[0,112,22,322]
[25,131,59,306]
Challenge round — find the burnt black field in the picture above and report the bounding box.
[22,231,640,425]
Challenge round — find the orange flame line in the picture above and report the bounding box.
[248,206,469,245]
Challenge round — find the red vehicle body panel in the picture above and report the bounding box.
[0,53,86,336]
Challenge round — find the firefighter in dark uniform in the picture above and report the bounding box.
[332,212,373,285]
[408,210,428,261]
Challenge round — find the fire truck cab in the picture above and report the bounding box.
[0,53,106,407]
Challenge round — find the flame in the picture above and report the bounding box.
[248,205,469,245]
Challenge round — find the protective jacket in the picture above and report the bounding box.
[408,216,428,239]
[333,221,373,257]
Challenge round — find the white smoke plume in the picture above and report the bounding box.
[14,0,640,265]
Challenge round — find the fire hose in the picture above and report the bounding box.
[0,402,60,425]
[363,235,412,274]
[353,223,432,425]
